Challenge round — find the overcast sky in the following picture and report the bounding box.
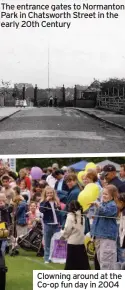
[0,0,125,88]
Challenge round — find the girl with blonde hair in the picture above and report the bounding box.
[91,184,118,270]
[40,186,61,263]
[41,186,60,205]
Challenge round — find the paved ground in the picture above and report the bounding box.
[73,108,125,129]
[0,107,21,121]
[0,107,125,154]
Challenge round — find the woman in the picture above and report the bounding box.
[65,173,82,208]
[18,168,31,190]
[82,169,103,215]
[60,173,82,227]
[82,169,102,194]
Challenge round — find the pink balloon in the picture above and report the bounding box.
[60,203,65,210]
[30,167,43,180]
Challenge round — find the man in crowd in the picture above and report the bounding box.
[46,163,59,188]
[1,175,15,204]
[54,170,69,192]
[61,166,68,175]
[41,168,48,181]
[101,164,124,192]
[120,164,125,182]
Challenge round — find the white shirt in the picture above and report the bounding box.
[47,201,58,225]
[46,174,56,188]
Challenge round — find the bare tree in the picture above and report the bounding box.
[0,80,11,106]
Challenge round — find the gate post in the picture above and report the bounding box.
[62,84,65,107]
[123,86,125,97]
[34,84,38,107]
[74,85,77,107]
[22,85,25,100]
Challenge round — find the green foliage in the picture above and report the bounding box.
[100,78,125,95]
[16,157,125,171]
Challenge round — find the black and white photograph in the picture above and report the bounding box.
[0,0,125,154]
[1,1,125,289]
[0,155,125,290]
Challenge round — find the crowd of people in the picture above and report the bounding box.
[0,161,125,270]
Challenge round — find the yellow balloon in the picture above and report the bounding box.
[84,235,95,258]
[78,183,99,211]
[85,162,96,171]
[77,170,86,184]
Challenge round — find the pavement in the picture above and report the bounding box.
[0,107,21,121]
[0,107,125,154]
[73,107,125,131]
[0,106,125,129]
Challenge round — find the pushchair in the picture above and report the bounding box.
[17,221,44,257]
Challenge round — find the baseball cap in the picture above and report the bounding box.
[101,164,116,177]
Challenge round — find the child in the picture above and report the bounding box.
[8,194,28,256]
[13,186,28,204]
[117,193,125,249]
[1,175,15,205]
[0,194,10,254]
[32,192,42,208]
[13,195,28,237]
[60,200,90,270]
[19,180,31,204]
[118,193,125,269]
[27,202,41,230]
[34,183,43,194]
[13,186,20,197]
[91,184,118,270]
[40,186,61,263]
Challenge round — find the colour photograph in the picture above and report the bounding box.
[0,156,125,289]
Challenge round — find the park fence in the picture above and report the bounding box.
[96,88,125,114]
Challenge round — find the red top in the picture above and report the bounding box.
[25,176,31,190]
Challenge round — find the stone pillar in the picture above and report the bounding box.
[34,84,38,107]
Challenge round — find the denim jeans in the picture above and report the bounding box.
[44,224,59,262]
[117,234,125,263]
[0,240,7,255]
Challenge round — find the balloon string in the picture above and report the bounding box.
[39,205,120,220]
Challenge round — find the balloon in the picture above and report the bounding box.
[30,167,43,180]
[78,183,99,212]
[85,162,96,171]
[84,234,95,259]
[60,202,65,210]
[77,170,86,184]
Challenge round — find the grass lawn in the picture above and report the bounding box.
[5,250,64,290]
